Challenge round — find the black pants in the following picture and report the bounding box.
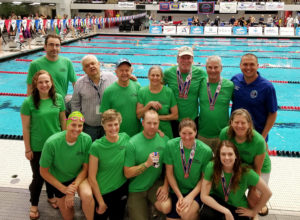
[200,195,251,220]
[29,152,54,206]
[94,181,128,220]
[171,117,199,138]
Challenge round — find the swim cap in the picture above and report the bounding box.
[66,111,85,127]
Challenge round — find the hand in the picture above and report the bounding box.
[176,194,193,213]
[25,150,33,161]
[145,153,155,167]
[148,101,162,110]
[224,209,234,220]
[235,207,256,217]
[65,182,77,195]
[247,187,260,208]
[129,74,137,81]
[65,194,74,209]
[156,185,169,202]
[157,129,165,137]
[96,201,108,214]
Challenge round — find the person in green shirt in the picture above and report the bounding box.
[163,46,207,137]
[198,56,234,151]
[137,66,178,138]
[27,34,77,98]
[21,70,66,220]
[100,58,141,137]
[40,111,94,220]
[124,110,171,220]
[88,109,130,220]
[219,108,272,216]
[200,140,272,220]
[164,118,212,220]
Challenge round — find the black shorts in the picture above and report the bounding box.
[166,192,202,219]
[47,178,76,198]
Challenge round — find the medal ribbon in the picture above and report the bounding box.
[179,140,196,178]
[221,171,233,202]
[207,78,223,111]
[177,67,192,99]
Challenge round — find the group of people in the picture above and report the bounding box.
[21,34,277,220]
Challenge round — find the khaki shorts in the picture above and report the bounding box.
[198,134,221,153]
[127,179,163,220]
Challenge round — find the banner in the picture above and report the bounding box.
[264,27,278,36]
[218,27,232,35]
[204,26,218,35]
[237,2,256,11]
[266,2,284,11]
[249,27,263,36]
[233,26,247,35]
[296,27,300,36]
[180,2,197,11]
[198,2,214,14]
[163,26,176,35]
[149,25,162,34]
[219,2,237,14]
[159,3,170,11]
[170,3,180,10]
[177,26,190,35]
[190,26,204,34]
[280,27,294,36]
[256,3,266,11]
[118,2,135,8]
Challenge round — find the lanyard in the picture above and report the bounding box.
[177,67,192,99]
[88,77,102,100]
[221,170,233,202]
[206,78,223,111]
[179,140,196,178]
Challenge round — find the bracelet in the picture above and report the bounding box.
[25,150,32,153]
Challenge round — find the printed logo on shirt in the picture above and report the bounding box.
[119,145,126,150]
[156,146,164,151]
[250,90,258,99]
[60,68,67,72]
[234,85,240,90]
[131,93,138,97]
[76,151,84,156]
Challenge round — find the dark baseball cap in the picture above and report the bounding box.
[116,58,132,67]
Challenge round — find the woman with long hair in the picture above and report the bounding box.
[219,108,272,215]
[20,70,66,219]
[164,118,212,220]
[200,140,272,220]
[88,109,130,220]
[137,66,178,138]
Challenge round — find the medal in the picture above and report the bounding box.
[179,140,196,179]
[177,67,192,99]
[221,170,233,202]
[207,78,223,111]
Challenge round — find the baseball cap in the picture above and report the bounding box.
[116,58,132,67]
[178,46,194,57]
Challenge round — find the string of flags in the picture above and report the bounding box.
[0,12,147,34]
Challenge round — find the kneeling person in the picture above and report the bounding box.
[40,111,94,220]
[124,110,171,220]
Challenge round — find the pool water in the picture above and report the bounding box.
[0,35,299,152]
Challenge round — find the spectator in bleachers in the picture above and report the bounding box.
[229,16,236,26]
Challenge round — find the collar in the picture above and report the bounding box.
[241,71,261,86]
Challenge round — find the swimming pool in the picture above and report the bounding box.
[0,35,299,153]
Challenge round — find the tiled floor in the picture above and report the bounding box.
[0,139,299,219]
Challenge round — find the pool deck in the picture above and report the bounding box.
[0,28,300,219]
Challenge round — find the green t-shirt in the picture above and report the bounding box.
[164,137,212,194]
[163,66,207,121]
[219,127,271,173]
[27,56,77,98]
[40,131,92,182]
[204,161,259,208]
[89,132,130,195]
[125,132,169,192]
[198,78,234,138]
[20,94,65,152]
[100,81,141,137]
[137,85,177,138]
